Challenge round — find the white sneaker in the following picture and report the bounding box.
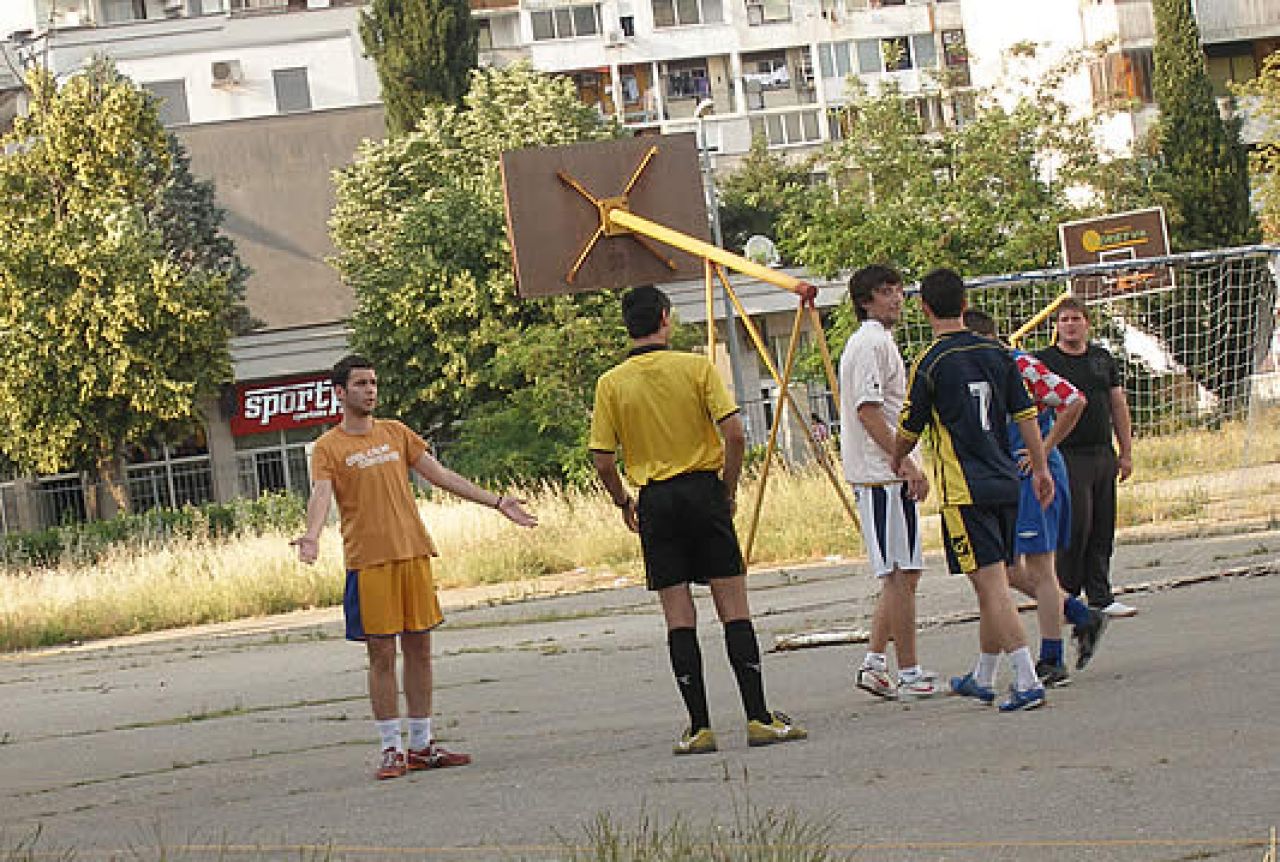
[856,665,896,699]
[1102,601,1138,618]
[897,672,938,699]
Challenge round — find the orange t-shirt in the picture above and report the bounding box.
[310,419,439,570]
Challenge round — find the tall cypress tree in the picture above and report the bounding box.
[360,0,478,137]
[1150,0,1256,250]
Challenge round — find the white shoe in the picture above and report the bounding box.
[897,672,938,699]
[1102,601,1138,618]
[856,665,896,699]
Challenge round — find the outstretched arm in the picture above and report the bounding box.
[412,451,538,527]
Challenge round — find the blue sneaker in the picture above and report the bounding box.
[998,684,1047,712]
[949,672,995,705]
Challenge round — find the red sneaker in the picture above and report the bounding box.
[375,747,406,780]
[406,742,472,771]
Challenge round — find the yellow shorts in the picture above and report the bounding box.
[343,556,443,640]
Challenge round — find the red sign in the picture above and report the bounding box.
[231,374,342,436]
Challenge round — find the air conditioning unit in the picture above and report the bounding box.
[211,59,243,88]
[163,0,184,10]
[604,28,625,46]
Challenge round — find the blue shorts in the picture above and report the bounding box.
[1015,460,1072,556]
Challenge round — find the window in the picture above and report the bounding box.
[532,3,601,38]
[911,33,937,70]
[818,41,853,80]
[477,19,493,51]
[101,0,146,22]
[619,14,635,35]
[1206,51,1257,98]
[826,105,856,141]
[744,54,790,91]
[854,36,918,74]
[651,0,720,27]
[141,80,190,126]
[745,0,789,25]
[942,29,970,86]
[1089,47,1154,106]
[855,39,881,75]
[749,109,822,146]
[666,62,710,100]
[273,67,311,113]
[881,36,912,72]
[906,94,943,132]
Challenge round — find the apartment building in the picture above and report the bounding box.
[475,0,972,168]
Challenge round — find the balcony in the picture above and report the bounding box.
[1195,0,1280,43]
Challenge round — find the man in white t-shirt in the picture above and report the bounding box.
[839,265,936,699]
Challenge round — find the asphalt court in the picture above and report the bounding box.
[2,528,1278,860]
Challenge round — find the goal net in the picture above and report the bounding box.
[893,246,1280,529]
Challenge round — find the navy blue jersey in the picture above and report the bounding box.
[899,330,1037,506]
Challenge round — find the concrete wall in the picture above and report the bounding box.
[177,103,384,328]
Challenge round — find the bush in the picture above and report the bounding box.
[0,493,305,570]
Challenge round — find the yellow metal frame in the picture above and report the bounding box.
[556,156,859,562]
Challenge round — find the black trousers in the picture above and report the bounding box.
[1056,447,1117,608]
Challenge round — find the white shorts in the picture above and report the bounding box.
[852,482,924,578]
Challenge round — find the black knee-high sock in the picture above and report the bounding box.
[667,627,710,732]
[724,619,770,723]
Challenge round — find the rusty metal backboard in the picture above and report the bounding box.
[500,133,711,299]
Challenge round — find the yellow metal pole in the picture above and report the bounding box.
[704,258,716,360]
[744,303,807,565]
[608,209,813,299]
[1010,289,1072,348]
[808,303,840,406]
[715,266,786,391]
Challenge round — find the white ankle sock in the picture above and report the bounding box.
[407,716,432,751]
[1009,647,1039,691]
[863,651,887,670]
[375,718,402,752]
[973,653,1000,688]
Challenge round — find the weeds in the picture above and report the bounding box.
[4,419,1279,651]
[558,797,835,862]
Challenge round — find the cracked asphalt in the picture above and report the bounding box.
[2,526,1278,860]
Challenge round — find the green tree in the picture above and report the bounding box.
[1235,50,1280,242]
[1144,0,1260,415]
[789,82,1100,282]
[0,60,234,514]
[360,0,478,137]
[1149,0,1257,249]
[330,63,623,485]
[716,135,810,259]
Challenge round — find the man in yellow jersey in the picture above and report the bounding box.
[589,286,806,755]
[294,355,537,780]
[891,269,1054,712]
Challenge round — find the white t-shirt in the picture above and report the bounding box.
[838,318,917,485]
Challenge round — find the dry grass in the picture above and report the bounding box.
[4,414,1279,651]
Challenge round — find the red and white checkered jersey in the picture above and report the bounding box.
[1015,351,1082,413]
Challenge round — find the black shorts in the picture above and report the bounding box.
[940,503,1017,576]
[637,471,745,591]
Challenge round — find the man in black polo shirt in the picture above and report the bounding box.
[589,286,806,755]
[1036,297,1138,619]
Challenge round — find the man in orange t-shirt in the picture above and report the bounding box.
[294,355,537,780]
